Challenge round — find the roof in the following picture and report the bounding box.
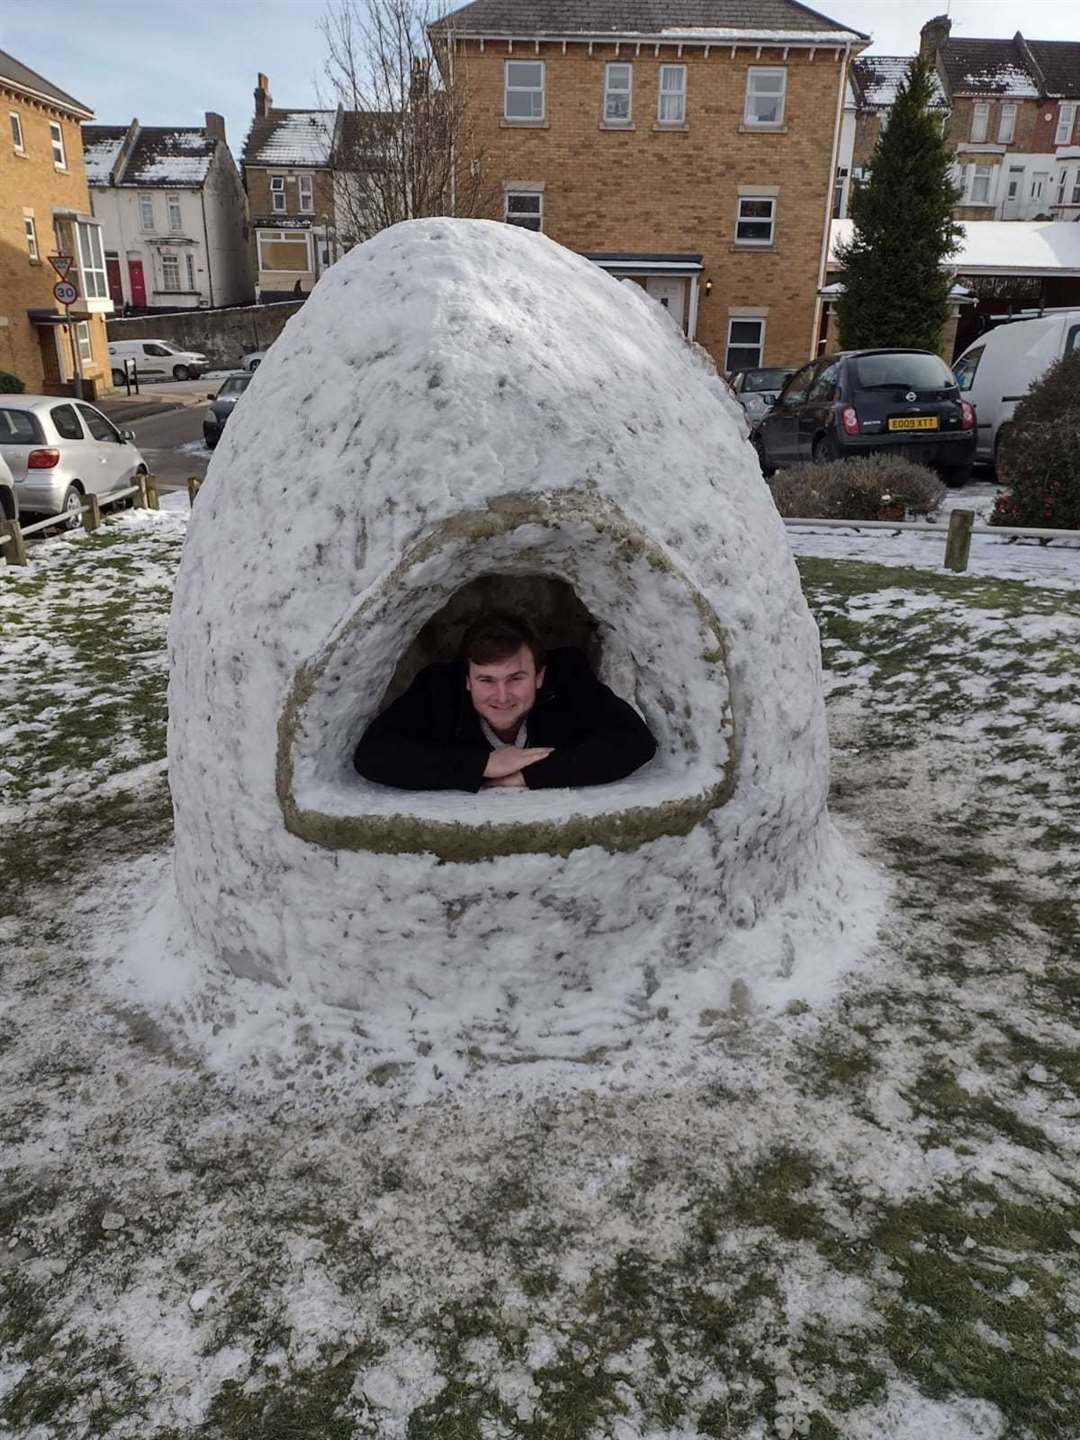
[938,36,1039,98]
[435,0,867,43]
[830,219,1080,276]
[1023,39,1080,98]
[852,55,947,109]
[82,124,216,187]
[0,47,93,118]
[243,110,336,167]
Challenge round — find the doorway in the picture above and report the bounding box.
[645,277,686,330]
[128,258,146,307]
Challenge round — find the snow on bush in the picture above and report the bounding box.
[153,219,881,1071]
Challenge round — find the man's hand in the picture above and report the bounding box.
[483,746,553,780]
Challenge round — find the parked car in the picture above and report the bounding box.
[203,372,253,449]
[0,396,147,523]
[108,339,208,385]
[753,349,976,485]
[952,309,1080,468]
[241,351,266,372]
[729,366,797,423]
[0,450,17,524]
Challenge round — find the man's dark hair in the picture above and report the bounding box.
[461,613,545,670]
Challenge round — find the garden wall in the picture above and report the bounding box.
[106,300,304,370]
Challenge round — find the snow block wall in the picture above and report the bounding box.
[168,219,834,1024]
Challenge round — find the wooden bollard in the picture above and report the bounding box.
[134,473,149,509]
[83,493,102,533]
[0,518,28,566]
[187,475,203,505]
[145,474,160,511]
[944,509,975,573]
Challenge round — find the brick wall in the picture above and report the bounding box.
[947,96,1044,152]
[106,298,304,369]
[455,40,846,371]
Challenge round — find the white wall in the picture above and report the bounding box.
[203,145,255,307]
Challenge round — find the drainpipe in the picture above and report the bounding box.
[813,40,853,358]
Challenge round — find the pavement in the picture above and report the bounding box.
[98,373,234,425]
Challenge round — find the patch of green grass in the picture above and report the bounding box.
[910,1064,1055,1155]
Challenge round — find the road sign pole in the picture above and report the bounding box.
[66,304,84,401]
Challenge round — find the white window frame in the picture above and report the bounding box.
[997,103,1017,144]
[744,68,786,128]
[735,195,776,246]
[298,174,314,212]
[1057,102,1077,146]
[726,315,765,371]
[256,228,313,273]
[10,111,24,153]
[185,252,196,290]
[161,252,181,291]
[139,192,155,230]
[49,120,66,169]
[270,175,287,213]
[969,163,995,205]
[167,193,183,231]
[970,102,989,143]
[1073,170,1080,206]
[24,213,39,262]
[1031,171,1048,200]
[504,189,543,232]
[604,62,633,124]
[657,64,687,125]
[505,60,545,122]
[75,321,92,365]
[76,221,108,299]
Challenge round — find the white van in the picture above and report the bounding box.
[108,339,209,385]
[952,310,1080,466]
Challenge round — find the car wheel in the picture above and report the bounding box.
[112,369,126,387]
[939,464,972,488]
[752,434,774,478]
[813,435,841,464]
[61,485,84,530]
[172,364,190,381]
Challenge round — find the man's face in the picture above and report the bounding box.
[466,646,545,737]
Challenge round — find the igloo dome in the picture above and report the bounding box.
[168,219,837,1026]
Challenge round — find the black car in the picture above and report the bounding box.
[753,349,976,485]
[203,372,253,450]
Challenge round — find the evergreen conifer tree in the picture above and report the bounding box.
[835,54,963,352]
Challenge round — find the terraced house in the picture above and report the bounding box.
[434,0,868,372]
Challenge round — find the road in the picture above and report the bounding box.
[128,404,211,491]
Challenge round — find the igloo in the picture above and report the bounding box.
[168,219,846,1036]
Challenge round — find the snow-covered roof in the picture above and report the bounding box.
[939,37,1040,98]
[83,123,217,188]
[830,219,1080,276]
[852,55,948,109]
[1023,38,1080,99]
[82,126,126,184]
[436,0,866,42]
[243,110,336,167]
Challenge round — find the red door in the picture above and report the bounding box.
[128,259,146,307]
[106,255,124,306]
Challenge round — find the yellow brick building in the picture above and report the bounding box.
[0,49,113,396]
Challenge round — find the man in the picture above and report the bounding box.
[353,613,657,792]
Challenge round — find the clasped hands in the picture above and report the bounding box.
[481,746,553,789]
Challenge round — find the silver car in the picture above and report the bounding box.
[729,366,798,424]
[0,396,148,522]
[0,449,16,522]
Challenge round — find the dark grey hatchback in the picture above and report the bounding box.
[203,372,253,450]
[753,349,976,485]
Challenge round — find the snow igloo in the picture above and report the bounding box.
[168,219,840,1032]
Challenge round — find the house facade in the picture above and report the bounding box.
[242,76,343,301]
[82,116,253,312]
[833,54,948,219]
[0,48,113,396]
[436,0,868,374]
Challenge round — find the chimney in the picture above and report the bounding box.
[920,15,951,64]
[254,73,272,120]
[204,111,226,145]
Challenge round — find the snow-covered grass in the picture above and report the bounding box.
[2,514,1080,1439]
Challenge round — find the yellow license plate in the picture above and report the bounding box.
[888,416,939,431]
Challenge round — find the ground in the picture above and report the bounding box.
[1,505,1079,1439]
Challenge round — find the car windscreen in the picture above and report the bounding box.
[853,353,957,390]
[742,368,795,393]
[0,410,42,445]
[218,377,251,397]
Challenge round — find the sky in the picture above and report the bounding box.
[2,0,1078,155]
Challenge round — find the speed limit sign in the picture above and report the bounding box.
[53,280,78,306]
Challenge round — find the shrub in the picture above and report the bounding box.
[991,350,1080,529]
[0,372,25,394]
[768,453,946,521]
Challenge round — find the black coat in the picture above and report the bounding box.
[353,647,657,792]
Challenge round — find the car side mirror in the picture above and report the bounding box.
[207,392,216,400]
[121,429,136,443]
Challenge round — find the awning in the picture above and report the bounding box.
[27,308,67,325]
[583,252,704,275]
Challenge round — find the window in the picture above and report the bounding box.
[271,175,287,213]
[10,111,24,153]
[735,196,775,245]
[1068,324,1080,355]
[1031,171,1048,200]
[952,346,983,392]
[809,362,840,402]
[49,120,66,168]
[657,65,687,125]
[1056,102,1077,146]
[75,323,92,367]
[832,166,849,219]
[77,403,119,441]
[167,193,182,231]
[185,252,196,289]
[143,343,172,356]
[24,214,39,262]
[969,164,994,204]
[139,193,155,230]
[744,68,786,127]
[970,102,989,143]
[604,63,632,124]
[853,352,955,389]
[998,103,1017,143]
[0,410,41,444]
[726,317,765,371]
[504,190,542,232]
[505,61,544,121]
[76,222,108,299]
[257,229,311,272]
[1073,171,1080,205]
[161,253,180,289]
[298,174,314,211]
[50,404,83,440]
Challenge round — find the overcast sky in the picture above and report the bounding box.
[2,1,1078,157]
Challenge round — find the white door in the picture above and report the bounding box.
[645,277,686,330]
[1002,166,1024,219]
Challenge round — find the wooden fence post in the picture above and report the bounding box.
[145,474,160,511]
[944,509,975,573]
[134,473,149,509]
[0,519,28,566]
[83,493,102,533]
[187,475,203,505]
